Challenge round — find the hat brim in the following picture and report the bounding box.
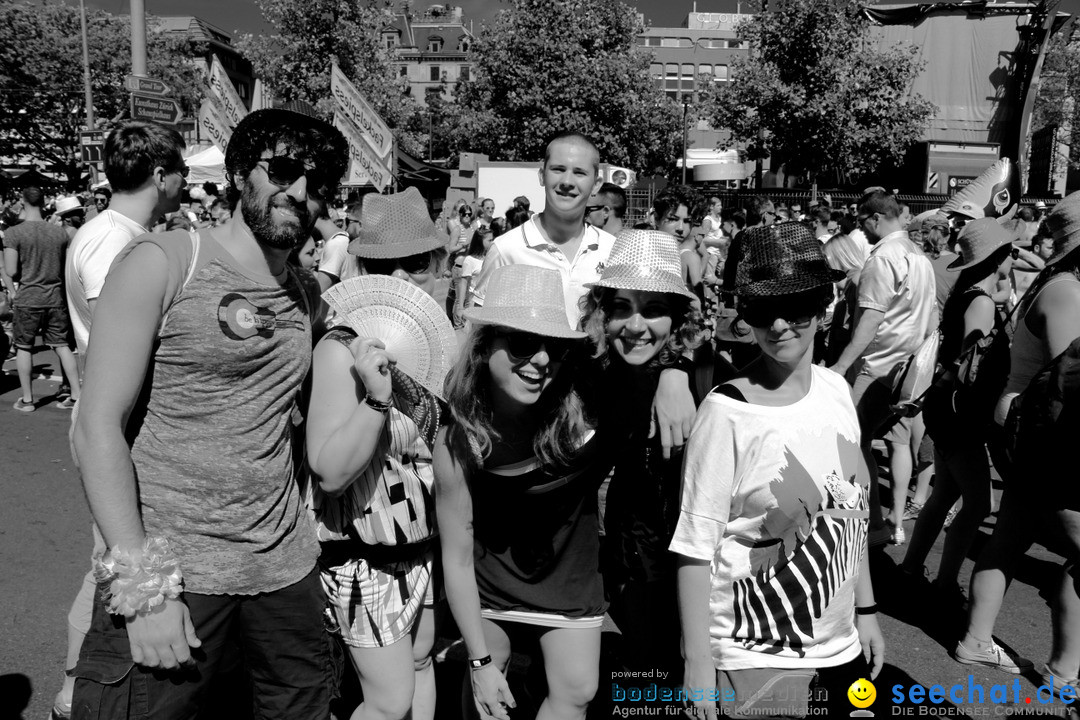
[586,271,696,300]
[1046,238,1080,267]
[349,234,447,258]
[947,237,1015,271]
[729,270,845,297]
[463,307,587,339]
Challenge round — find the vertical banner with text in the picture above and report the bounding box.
[199,99,233,152]
[207,55,248,128]
[330,62,393,188]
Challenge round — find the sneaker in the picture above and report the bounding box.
[891,524,906,545]
[56,383,71,402]
[49,703,72,720]
[57,397,77,409]
[903,499,924,521]
[953,640,1033,673]
[1042,663,1080,692]
[13,398,34,412]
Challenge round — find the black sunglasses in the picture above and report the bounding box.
[585,205,606,214]
[499,331,575,362]
[739,302,815,329]
[364,252,433,276]
[258,155,334,199]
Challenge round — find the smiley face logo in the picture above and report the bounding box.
[848,678,876,708]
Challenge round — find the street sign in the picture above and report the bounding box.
[125,76,171,96]
[79,130,105,164]
[130,93,183,124]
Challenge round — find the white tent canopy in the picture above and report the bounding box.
[185,145,225,186]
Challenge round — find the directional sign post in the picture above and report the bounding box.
[130,93,183,125]
[125,76,171,96]
[79,130,105,173]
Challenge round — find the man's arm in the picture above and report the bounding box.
[468,242,508,308]
[73,241,200,670]
[3,247,18,296]
[830,307,884,377]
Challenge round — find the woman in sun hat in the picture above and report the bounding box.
[306,186,450,720]
[955,191,1080,682]
[673,221,884,718]
[577,229,705,683]
[435,264,611,720]
[901,217,1018,606]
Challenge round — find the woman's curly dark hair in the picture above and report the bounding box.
[223,109,349,207]
[579,288,705,371]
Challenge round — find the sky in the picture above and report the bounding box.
[69,0,750,38]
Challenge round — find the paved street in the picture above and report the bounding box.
[1,345,1077,719]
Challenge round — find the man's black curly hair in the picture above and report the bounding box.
[223,108,349,206]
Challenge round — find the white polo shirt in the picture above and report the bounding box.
[470,215,615,329]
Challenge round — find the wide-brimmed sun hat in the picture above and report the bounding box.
[464,265,587,339]
[1043,191,1080,266]
[586,229,695,299]
[348,187,446,259]
[948,217,1020,271]
[323,275,456,399]
[724,220,845,297]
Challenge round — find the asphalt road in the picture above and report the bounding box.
[2,342,1077,720]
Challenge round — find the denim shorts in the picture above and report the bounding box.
[71,567,334,720]
[12,305,71,348]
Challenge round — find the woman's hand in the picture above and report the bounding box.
[857,613,885,679]
[350,337,395,402]
[682,657,719,718]
[470,664,516,720]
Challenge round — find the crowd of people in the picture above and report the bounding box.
[2,107,1078,720]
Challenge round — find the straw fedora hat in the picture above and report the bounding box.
[724,221,844,297]
[348,187,446,259]
[54,196,83,217]
[1043,191,1080,266]
[587,229,695,299]
[948,217,1019,271]
[464,265,587,339]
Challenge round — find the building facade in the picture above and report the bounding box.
[385,4,475,108]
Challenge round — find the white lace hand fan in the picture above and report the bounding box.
[323,275,457,398]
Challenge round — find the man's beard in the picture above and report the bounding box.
[241,181,311,251]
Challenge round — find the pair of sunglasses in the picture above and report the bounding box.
[499,331,575,362]
[258,155,335,199]
[739,303,815,329]
[364,252,433,276]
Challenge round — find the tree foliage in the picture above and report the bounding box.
[453,0,682,174]
[238,0,423,155]
[702,0,935,184]
[0,0,204,185]
[1032,32,1080,170]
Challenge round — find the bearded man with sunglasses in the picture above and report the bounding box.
[70,107,347,720]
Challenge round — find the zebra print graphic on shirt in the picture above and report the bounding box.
[730,435,867,657]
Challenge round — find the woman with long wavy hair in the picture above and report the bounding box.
[435,264,610,720]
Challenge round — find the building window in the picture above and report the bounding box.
[400,65,408,77]
[460,65,470,81]
[429,65,441,82]
[383,32,399,50]
[714,65,729,82]
[664,63,680,99]
[702,38,726,48]
[457,36,471,52]
[638,36,661,46]
[727,39,744,49]
[698,63,712,78]
[660,37,692,48]
[427,36,444,53]
[681,63,696,93]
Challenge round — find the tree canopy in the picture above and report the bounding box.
[453,0,682,174]
[0,0,204,185]
[701,0,935,185]
[1032,31,1080,173]
[238,0,423,155]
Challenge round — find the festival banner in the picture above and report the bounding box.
[199,99,233,152]
[207,55,248,128]
[330,62,393,159]
[333,114,392,190]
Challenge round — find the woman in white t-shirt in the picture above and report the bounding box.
[451,225,493,328]
[672,221,884,718]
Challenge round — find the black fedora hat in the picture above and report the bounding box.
[724,221,845,297]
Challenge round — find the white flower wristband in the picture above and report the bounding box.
[93,536,184,618]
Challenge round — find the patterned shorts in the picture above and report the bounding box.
[322,549,435,648]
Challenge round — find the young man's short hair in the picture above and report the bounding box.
[93,187,112,200]
[104,121,187,192]
[597,182,626,219]
[811,207,831,226]
[745,195,775,227]
[21,186,44,207]
[857,189,900,220]
[720,208,746,231]
[542,131,600,174]
[653,185,705,226]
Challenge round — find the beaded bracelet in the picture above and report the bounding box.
[93,536,184,618]
[364,393,392,413]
